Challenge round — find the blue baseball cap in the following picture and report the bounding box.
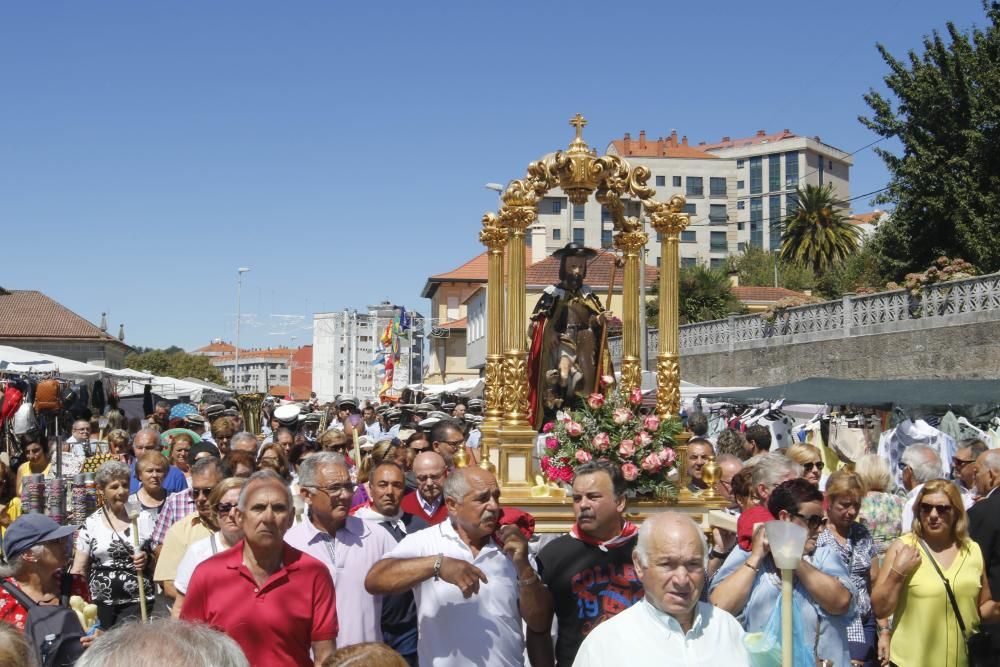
[3,514,77,561]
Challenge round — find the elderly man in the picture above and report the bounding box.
[366,466,553,667]
[76,618,248,667]
[129,429,188,495]
[153,457,229,606]
[707,454,744,578]
[898,443,964,530]
[353,461,428,665]
[230,432,259,458]
[969,449,1000,659]
[400,452,449,525]
[430,419,466,469]
[66,419,98,458]
[529,460,643,667]
[285,452,397,648]
[574,513,749,666]
[180,470,337,666]
[953,437,988,500]
[686,437,715,493]
[735,452,801,551]
[151,400,171,431]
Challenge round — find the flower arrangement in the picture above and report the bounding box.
[539,377,683,500]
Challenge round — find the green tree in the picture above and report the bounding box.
[676,265,744,324]
[724,246,818,292]
[779,184,862,273]
[125,348,225,384]
[861,3,1000,279]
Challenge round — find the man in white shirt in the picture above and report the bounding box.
[365,466,553,667]
[574,512,749,667]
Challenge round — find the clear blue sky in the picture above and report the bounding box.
[0,0,989,351]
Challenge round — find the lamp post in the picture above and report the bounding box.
[235,267,250,392]
[289,335,297,399]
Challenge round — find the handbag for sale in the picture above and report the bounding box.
[34,379,62,414]
[829,417,868,463]
[917,539,993,667]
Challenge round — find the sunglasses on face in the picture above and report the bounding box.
[952,457,974,468]
[803,461,825,473]
[919,502,953,516]
[792,512,827,530]
[215,502,235,514]
[190,487,213,499]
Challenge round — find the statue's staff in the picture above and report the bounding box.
[594,254,624,394]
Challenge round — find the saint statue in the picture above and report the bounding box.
[527,243,613,431]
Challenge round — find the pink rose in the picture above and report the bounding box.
[560,466,575,482]
[575,450,592,464]
[629,388,644,405]
[618,439,636,458]
[565,421,583,437]
[542,422,554,433]
[592,432,611,451]
[637,431,653,447]
[621,462,639,481]
[643,415,660,432]
[541,456,550,468]
[612,408,633,425]
[641,452,662,473]
[587,393,605,409]
[657,448,676,466]
[601,374,615,386]
[545,436,559,450]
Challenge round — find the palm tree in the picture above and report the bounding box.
[779,184,862,273]
[678,265,744,324]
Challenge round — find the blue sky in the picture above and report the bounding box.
[0,0,990,351]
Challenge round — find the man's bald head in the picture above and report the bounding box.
[633,512,708,626]
[413,451,447,503]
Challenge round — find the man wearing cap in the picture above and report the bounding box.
[364,405,388,441]
[330,395,357,431]
[201,404,226,445]
[527,242,612,431]
[0,514,92,638]
[184,413,207,438]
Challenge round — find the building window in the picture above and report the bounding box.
[749,157,762,194]
[656,256,661,267]
[681,230,696,243]
[737,180,744,190]
[655,175,666,186]
[737,159,745,169]
[683,203,697,216]
[738,242,747,252]
[551,199,562,214]
[672,176,682,187]
[750,197,763,248]
[710,258,726,269]
[769,154,781,192]
[573,228,585,244]
[681,257,697,268]
[686,176,703,197]
[656,231,662,242]
[710,231,727,252]
[785,152,799,188]
[786,192,799,215]
[553,228,561,240]
[737,200,745,210]
[625,200,641,218]
[601,205,612,223]
[573,204,585,221]
[601,229,613,248]
[769,195,782,251]
[710,177,726,197]
[709,204,727,225]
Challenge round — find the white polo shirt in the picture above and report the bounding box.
[382,519,524,667]
[575,598,750,667]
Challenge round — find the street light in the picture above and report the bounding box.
[235,267,250,392]
[289,335,297,399]
[485,182,504,208]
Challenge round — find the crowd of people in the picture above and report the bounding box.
[0,393,999,667]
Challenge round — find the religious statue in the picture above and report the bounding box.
[527,243,613,431]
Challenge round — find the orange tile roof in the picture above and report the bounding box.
[849,211,884,225]
[732,286,809,302]
[0,290,128,345]
[192,341,235,354]
[609,130,718,159]
[438,317,467,330]
[525,252,658,289]
[698,129,799,151]
[211,348,294,364]
[422,248,532,298]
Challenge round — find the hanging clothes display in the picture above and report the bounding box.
[878,419,956,490]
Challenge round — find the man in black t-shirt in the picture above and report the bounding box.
[528,460,644,667]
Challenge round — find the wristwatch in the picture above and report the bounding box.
[709,548,731,560]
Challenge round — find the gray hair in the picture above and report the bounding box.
[297,452,347,489]
[958,438,989,459]
[190,456,230,480]
[747,452,802,493]
[237,470,293,512]
[0,545,44,578]
[634,513,709,568]
[76,618,249,667]
[979,450,1000,476]
[901,444,943,484]
[443,468,471,503]
[154,400,171,411]
[231,432,259,452]
[95,461,131,489]
[133,428,161,446]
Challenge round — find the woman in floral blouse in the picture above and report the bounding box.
[855,453,905,558]
[71,461,154,629]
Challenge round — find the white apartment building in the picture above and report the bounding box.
[212,349,292,394]
[530,129,852,270]
[311,303,425,403]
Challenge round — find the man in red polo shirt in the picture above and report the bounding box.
[180,470,337,666]
[400,451,449,525]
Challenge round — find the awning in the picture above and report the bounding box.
[116,372,231,401]
[406,378,484,398]
[696,377,1000,409]
[0,345,150,381]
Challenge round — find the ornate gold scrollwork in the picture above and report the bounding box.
[502,352,528,423]
[656,355,681,417]
[620,357,643,394]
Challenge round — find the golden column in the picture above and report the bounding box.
[648,195,689,418]
[478,212,507,470]
[613,226,648,394]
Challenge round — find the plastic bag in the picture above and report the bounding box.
[743,592,815,667]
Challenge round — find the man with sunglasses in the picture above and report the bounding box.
[153,457,230,610]
[285,452,397,648]
[952,438,987,501]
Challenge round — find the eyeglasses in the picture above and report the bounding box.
[437,438,465,448]
[919,502,953,516]
[310,483,357,497]
[952,457,975,468]
[73,427,91,433]
[215,502,235,514]
[190,487,214,498]
[416,473,444,483]
[803,461,825,473]
[792,512,827,530]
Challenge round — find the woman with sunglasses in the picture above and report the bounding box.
[787,443,826,488]
[711,478,855,666]
[872,479,1000,667]
[170,477,245,619]
[818,470,884,666]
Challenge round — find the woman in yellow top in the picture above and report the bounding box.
[14,435,52,494]
[872,478,1000,667]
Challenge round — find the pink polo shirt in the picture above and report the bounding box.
[180,540,338,667]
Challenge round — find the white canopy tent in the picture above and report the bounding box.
[115,371,230,402]
[0,345,150,382]
[405,378,485,398]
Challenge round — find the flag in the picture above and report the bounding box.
[399,307,410,331]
